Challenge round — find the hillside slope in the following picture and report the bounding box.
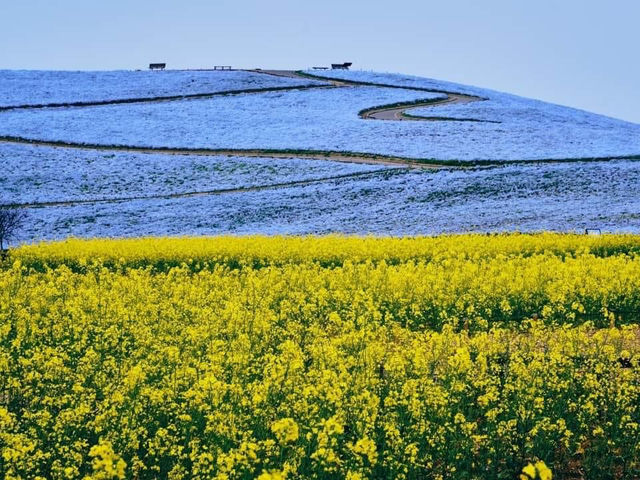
[1,69,638,161]
[2,69,640,241]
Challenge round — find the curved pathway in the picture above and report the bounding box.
[1,69,484,121]
[0,83,334,112]
[290,70,492,122]
[2,135,636,171]
[8,168,404,209]
[361,93,475,120]
[361,94,500,122]
[0,135,450,169]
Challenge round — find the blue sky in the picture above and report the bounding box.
[1,0,639,123]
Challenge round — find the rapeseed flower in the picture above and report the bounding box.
[1,234,638,479]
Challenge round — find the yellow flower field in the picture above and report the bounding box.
[1,235,639,479]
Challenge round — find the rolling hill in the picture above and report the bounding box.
[1,68,639,240]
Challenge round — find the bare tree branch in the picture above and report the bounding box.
[0,204,27,251]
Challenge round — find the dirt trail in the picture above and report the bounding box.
[0,83,334,112]
[361,93,480,120]
[289,70,489,122]
[10,168,405,209]
[0,69,487,121]
[0,136,448,169]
